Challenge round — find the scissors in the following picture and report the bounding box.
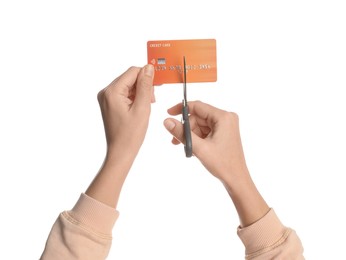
[182,56,193,158]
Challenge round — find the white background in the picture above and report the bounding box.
[0,1,345,259]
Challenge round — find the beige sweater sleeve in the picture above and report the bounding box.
[237,209,304,259]
[41,195,303,259]
[40,193,119,260]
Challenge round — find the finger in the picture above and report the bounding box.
[163,118,205,154]
[151,84,156,103]
[133,64,155,110]
[188,116,203,137]
[167,102,217,136]
[167,103,183,116]
[164,116,210,141]
[188,101,225,121]
[167,101,223,119]
[174,101,227,130]
[108,67,141,93]
[98,67,141,105]
[172,137,181,145]
[189,116,211,138]
[164,118,184,143]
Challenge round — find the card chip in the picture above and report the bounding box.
[158,58,166,64]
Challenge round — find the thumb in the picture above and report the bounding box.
[133,64,154,109]
[163,118,204,155]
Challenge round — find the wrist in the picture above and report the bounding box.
[105,144,138,168]
[218,163,250,191]
[101,152,135,181]
[222,176,251,199]
[85,148,137,209]
[221,169,269,227]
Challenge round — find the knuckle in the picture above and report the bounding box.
[98,87,114,106]
[97,89,104,103]
[229,111,239,120]
[225,111,239,124]
[218,111,238,123]
[127,66,141,76]
[193,100,203,105]
[128,66,139,71]
[189,100,202,110]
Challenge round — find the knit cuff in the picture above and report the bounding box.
[237,209,290,256]
[67,193,119,236]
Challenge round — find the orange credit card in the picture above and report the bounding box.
[147,39,217,85]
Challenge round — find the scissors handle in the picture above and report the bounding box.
[182,103,193,158]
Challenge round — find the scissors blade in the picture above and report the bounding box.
[183,56,187,104]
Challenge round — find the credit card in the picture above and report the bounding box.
[147,39,217,85]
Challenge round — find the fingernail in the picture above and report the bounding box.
[164,120,175,131]
[144,64,154,77]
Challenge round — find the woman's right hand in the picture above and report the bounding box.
[164,101,270,228]
[163,101,248,184]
